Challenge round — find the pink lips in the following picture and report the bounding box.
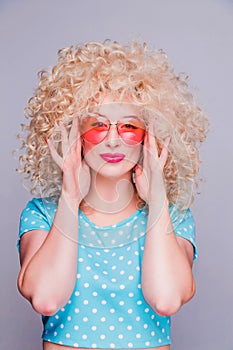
[100,153,125,163]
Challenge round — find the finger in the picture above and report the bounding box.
[69,117,79,145]
[159,136,171,168]
[47,138,63,169]
[148,126,159,158]
[59,123,69,158]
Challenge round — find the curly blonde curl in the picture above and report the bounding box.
[16,39,209,211]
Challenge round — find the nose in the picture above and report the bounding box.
[104,123,121,147]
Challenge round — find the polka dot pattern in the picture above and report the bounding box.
[18,198,197,348]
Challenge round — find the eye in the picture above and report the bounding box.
[123,123,138,129]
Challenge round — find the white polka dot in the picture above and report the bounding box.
[103,232,108,237]
[118,317,124,322]
[61,307,65,312]
[96,252,101,256]
[111,265,117,270]
[158,338,162,343]
[128,343,133,347]
[100,317,106,322]
[82,334,88,340]
[119,301,124,306]
[118,334,123,339]
[102,284,107,289]
[84,222,89,227]
[103,270,108,275]
[151,331,155,336]
[54,332,57,336]
[73,344,79,348]
[23,217,28,222]
[83,300,89,305]
[127,325,133,330]
[137,300,142,305]
[136,266,140,271]
[75,308,80,313]
[66,333,71,338]
[110,344,115,348]
[75,291,80,296]
[136,333,141,338]
[95,262,100,267]
[93,275,99,280]
[78,257,84,262]
[144,308,149,313]
[92,292,98,296]
[67,316,72,321]
[60,324,64,329]
[111,278,117,282]
[145,341,150,346]
[86,266,91,271]
[91,326,97,331]
[138,283,142,289]
[83,317,88,322]
[109,325,115,331]
[120,270,125,275]
[50,323,54,327]
[128,275,134,280]
[87,254,93,258]
[128,308,133,314]
[92,344,97,348]
[183,227,187,232]
[103,260,109,264]
[92,308,98,313]
[119,256,124,260]
[162,328,165,333]
[74,325,79,330]
[77,273,81,278]
[110,293,116,298]
[55,315,59,319]
[128,292,134,297]
[157,321,160,326]
[143,324,148,329]
[84,283,89,288]
[110,308,115,313]
[119,284,125,290]
[126,246,131,251]
[31,221,36,225]
[100,334,106,340]
[127,260,132,265]
[136,316,140,321]
[112,252,116,257]
[101,300,107,305]
[31,210,35,214]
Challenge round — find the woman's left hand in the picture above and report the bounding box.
[134,125,171,205]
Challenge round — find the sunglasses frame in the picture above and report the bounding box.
[79,114,146,145]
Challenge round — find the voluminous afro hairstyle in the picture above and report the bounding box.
[17,39,209,211]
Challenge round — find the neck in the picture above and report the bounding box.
[83,170,137,214]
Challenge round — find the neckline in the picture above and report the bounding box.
[78,207,145,230]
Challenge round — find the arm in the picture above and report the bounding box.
[17,118,91,316]
[141,201,196,316]
[135,129,196,316]
[17,194,80,316]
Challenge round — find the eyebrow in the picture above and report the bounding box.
[89,112,141,120]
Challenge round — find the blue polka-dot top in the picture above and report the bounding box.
[17,197,198,349]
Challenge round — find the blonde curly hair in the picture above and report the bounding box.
[17,40,208,211]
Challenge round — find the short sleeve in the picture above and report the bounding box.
[169,205,198,261]
[16,197,56,253]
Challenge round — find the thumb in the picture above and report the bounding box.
[134,164,143,176]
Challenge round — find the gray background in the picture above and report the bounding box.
[1,0,233,349]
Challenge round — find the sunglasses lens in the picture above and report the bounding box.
[80,115,109,144]
[118,118,145,145]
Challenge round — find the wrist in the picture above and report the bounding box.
[59,190,81,214]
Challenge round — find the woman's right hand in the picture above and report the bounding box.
[47,117,91,207]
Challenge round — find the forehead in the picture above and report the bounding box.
[89,95,143,121]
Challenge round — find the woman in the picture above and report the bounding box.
[16,40,208,349]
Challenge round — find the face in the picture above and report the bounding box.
[80,96,145,180]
